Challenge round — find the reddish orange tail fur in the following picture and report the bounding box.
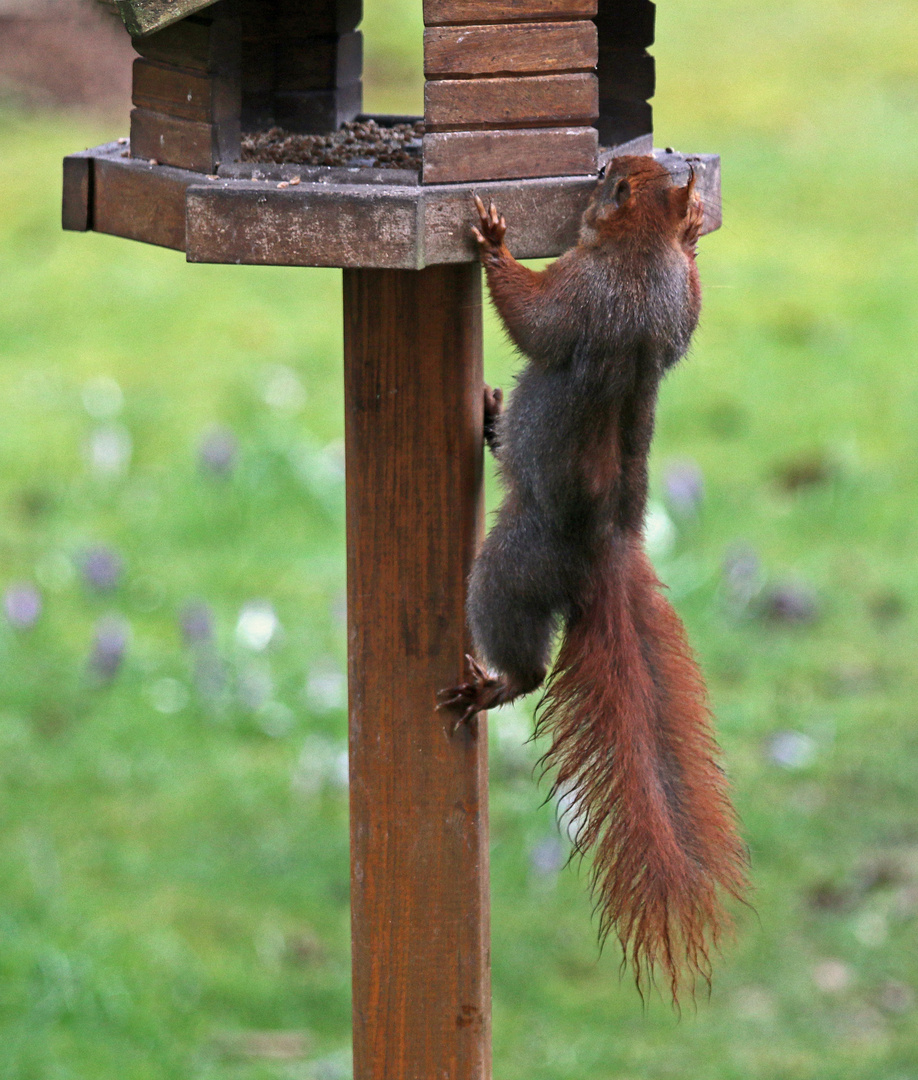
[535,533,748,1002]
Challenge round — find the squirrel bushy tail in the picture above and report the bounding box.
[535,531,748,1002]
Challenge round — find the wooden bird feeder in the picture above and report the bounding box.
[63,2,721,1076]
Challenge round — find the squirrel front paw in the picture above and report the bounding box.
[472,196,507,265]
[483,384,503,451]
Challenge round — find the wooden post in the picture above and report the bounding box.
[343,265,491,1080]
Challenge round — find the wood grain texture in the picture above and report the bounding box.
[425,0,596,26]
[425,72,597,130]
[132,58,217,123]
[186,181,422,268]
[343,264,490,1080]
[422,125,597,183]
[92,152,191,250]
[424,20,596,77]
[62,152,93,232]
[115,0,219,37]
[130,2,240,173]
[130,107,217,171]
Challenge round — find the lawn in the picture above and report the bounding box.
[1,0,918,1077]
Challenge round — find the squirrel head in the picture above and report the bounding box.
[579,155,699,248]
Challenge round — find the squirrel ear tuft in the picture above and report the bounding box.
[611,177,631,208]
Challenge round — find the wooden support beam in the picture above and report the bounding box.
[343,264,490,1080]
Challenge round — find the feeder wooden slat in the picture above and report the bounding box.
[92,154,191,250]
[132,58,220,124]
[424,20,597,77]
[422,125,597,182]
[424,0,597,26]
[343,263,490,1080]
[129,2,240,172]
[130,108,220,171]
[425,72,598,129]
[187,181,424,268]
[62,152,93,232]
[130,16,215,71]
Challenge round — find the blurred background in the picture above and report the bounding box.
[1,0,917,1077]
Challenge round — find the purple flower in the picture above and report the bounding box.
[180,600,214,647]
[529,836,565,879]
[81,546,123,593]
[767,730,816,770]
[198,427,238,477]
[89,615,129,681]
[721,544,763,608]
[662,458,704,516]
[761,581,819,624]
[4,583,42,629]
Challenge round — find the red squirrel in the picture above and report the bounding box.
[440,156,748,1001]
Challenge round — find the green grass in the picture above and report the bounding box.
[2,0,918,1076]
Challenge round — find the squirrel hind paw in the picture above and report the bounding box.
[438,655,515,733]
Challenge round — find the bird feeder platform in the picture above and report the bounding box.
[64,136,720,268]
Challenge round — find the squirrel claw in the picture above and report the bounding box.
[438,654,509,735]
[472,194,507,251]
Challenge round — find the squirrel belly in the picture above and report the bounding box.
[440,158,747,1001]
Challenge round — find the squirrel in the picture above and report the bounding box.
[439,155,748,1002]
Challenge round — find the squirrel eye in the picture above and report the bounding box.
[597,164,607,179]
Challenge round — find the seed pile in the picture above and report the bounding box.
[241,119,424,170]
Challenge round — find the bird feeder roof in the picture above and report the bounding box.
[114,0,220,37]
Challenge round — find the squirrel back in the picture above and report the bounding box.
[441,157,747,1001]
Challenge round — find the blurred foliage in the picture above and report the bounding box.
[1,0,918,1077]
